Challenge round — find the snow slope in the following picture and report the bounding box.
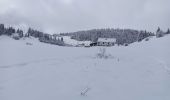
[0,35,170,100]
[63,36,91,46]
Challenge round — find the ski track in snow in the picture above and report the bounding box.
[0,58,67,69]
[154,58,170,75]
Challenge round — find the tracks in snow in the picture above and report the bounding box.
[0,58,66,69]
[154,58,170,75]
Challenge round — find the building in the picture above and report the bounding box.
[90,38,116,46]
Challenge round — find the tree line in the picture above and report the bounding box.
[0,23,169,45]
[60,28,155,45]
[0,23,64,45]
[60,28,170,45]
[0,24,23,38]
[0,23,50,39]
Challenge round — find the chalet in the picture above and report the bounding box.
[90,38,116,46]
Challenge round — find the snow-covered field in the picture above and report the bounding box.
[0,35,170,100]
[63,36,91,46]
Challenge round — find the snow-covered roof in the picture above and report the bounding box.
[98,38,116,43]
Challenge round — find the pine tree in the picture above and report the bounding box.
[6,27,15,36]
[61,37,63,41]
[156,27,164,38]
[17,29,24,38]
[0,24,5,35]
[166,28,170,34]
[157,27,160,33]
[27,28,32,37]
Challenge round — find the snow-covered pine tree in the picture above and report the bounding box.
[156,27,164,38]
[0,24,5,35]
[166,28,170,34]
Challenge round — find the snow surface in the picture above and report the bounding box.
[0,35,170,100]
[63,36,91,46]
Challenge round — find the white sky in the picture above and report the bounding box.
[0,0,169,34]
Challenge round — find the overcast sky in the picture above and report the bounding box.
[0,0,169,33]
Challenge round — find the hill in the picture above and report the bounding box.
[0,35,170,100]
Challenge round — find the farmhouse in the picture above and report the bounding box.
[90,38,116,46]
